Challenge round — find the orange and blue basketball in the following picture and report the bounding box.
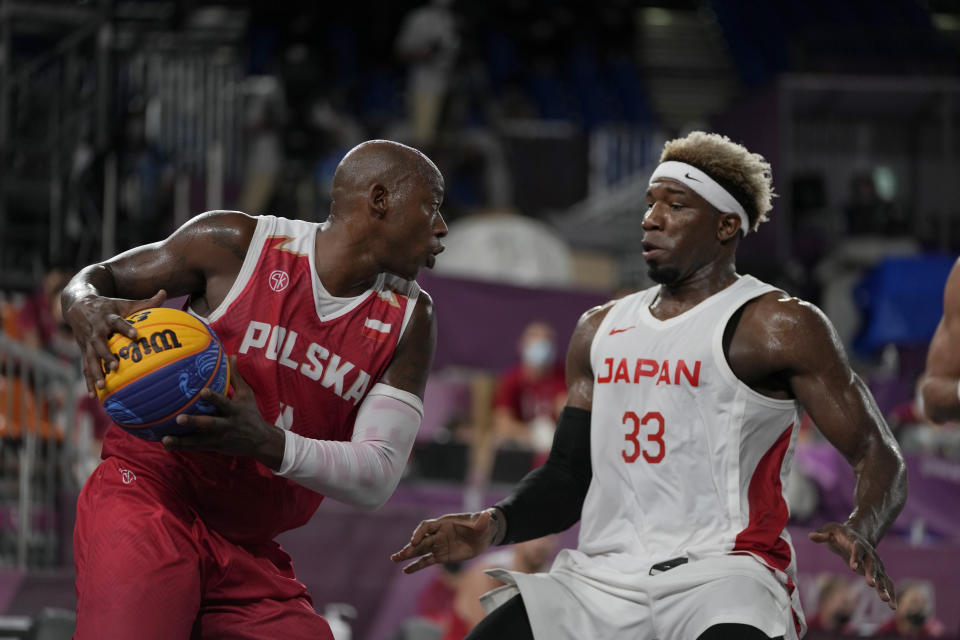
[96,307,230,441]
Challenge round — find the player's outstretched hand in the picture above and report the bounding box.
[162,356,285,465]
[392,510,500,574]
[810,522,896,609]
[64,289,168,396]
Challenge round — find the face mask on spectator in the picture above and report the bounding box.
[523,339,555,368]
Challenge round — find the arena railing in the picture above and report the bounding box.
[0,335,88,570]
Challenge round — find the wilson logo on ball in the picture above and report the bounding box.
[113,329,183,364]
[97,307,230,442]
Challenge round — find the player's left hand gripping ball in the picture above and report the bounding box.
[96,307,231,441]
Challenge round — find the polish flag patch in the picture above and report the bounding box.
[362,318,392,341]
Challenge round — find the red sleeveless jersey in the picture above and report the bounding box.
[101,215,421,543]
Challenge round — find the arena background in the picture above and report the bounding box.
[1,0,960,638]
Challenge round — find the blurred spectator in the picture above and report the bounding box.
[309,89,368,215]
[1,293,22,337]
[239,76,286,215]
[416,561,464,624]
[395,0,461,147]
[874,581,945,638]
[15,266,111,468]
[844,170,908,238]
[492,321,567,461]
[118,101,174,249]
[885,380,960,459]
[806,574,856,636]
[274,16,328,221]
[18,267,77,362]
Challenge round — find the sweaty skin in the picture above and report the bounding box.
[62,140,448,471]
[919,258,960,423]
[393,177,906,610]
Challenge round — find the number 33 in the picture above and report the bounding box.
[622,411,665,463]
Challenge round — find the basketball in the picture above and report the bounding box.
[96,307,231,441]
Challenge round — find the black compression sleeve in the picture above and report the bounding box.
[494,407,592,544]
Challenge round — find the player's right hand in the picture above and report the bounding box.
[809,521,896,609]
[64,289,167,396]
[391,509,499,574]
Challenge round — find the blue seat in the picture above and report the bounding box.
[853,254,956,357]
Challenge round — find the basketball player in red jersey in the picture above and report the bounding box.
[393,132,907,640]
[62,140,447,639]
[918,258,960,424]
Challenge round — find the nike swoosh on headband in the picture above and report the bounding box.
[650,161,750,236]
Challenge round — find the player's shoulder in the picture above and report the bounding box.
[189,209,258,230]
[173,210,259,261]
[943,257,960,314]
[567,297,626,352]
[738,289,839,360]
[393,284,435,339]
[411,288,434,321]
[742,290,829,330]
[575,288,646,336]
[180,209,254,236]
[949,256,960,281]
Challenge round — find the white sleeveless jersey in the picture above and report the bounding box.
[573,275,802,587]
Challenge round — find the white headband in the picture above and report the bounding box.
[649,161,750,236]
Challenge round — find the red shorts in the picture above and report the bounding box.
[74,456,333,640]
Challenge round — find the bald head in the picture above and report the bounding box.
[330,140,441,218]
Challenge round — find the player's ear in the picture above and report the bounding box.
[369,183,389,218]
[717,212,741,242]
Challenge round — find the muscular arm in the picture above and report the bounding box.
[63,210,253,307]
[391,303,608,573]
[919,258,960,423]
[733,294,906,605]
[379,290,438,399]
[167,291,437,509]
[783,302,905,545]
[257,293,437,509]
[61,210,255,392]
[491,303,609,544]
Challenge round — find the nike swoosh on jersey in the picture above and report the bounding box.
[609,326,636,335]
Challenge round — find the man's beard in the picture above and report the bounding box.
[647,264,681,285]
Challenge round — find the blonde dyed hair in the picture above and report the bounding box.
[660,131,775,232]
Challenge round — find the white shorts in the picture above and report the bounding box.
[480,553,803,640]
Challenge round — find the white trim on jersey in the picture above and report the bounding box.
[382,272,422,343]
[197,214,423,345]
[363,318,393,334]
[199,214,274,324]
[308,221,383,321]
[399,290,419,338]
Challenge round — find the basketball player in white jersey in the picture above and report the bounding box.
[919,258,960,423]
[393,132,907,640]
